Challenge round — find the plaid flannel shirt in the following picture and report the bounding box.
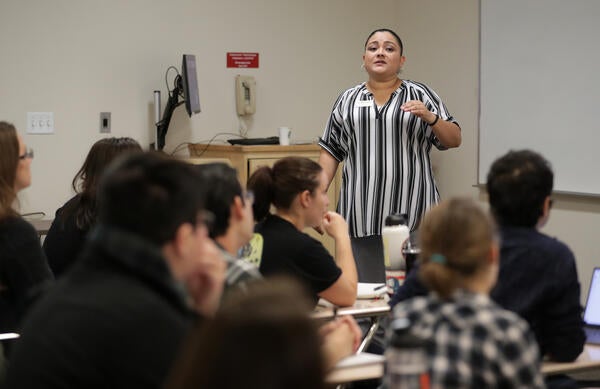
[392,290,545,388]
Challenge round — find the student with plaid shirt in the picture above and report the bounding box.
[391,198,545,388]
[196,163,262,299]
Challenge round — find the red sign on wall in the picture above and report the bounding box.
[227,52,259,68]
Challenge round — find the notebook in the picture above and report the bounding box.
[583,267,600,345]
[357,283,389,299]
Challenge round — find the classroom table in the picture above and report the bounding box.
[542,344,600,376]
[326,352,383,385]
[326,344,600,385]
[313,296,391,353]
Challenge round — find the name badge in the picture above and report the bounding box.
[355,100,372,108]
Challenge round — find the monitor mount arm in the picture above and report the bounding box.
[156,75,184,151]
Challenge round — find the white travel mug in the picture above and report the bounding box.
[278,127,291,145]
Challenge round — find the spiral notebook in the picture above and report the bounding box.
[357,283,389,299]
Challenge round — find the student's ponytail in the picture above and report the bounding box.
[247,166,275,222]
[418,197,497,300]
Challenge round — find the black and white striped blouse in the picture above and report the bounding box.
[319,80,459,237]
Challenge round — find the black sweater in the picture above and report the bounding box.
[0,216,53,333]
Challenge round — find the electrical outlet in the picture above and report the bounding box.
[27,112,54,134]
[100,112,111,133]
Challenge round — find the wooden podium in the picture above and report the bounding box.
[187,143,341,255]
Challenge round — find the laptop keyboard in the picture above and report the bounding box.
[227,137,280,145]
[585,327,600,345]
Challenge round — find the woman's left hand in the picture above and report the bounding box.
[401,100,437,124]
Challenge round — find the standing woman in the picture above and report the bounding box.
[319,28,461,282]
[247,157,358,307]
[43,137,141,277]
[0,122,53,336]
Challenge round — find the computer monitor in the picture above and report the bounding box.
[155,54,201,151]
[181,54,201,116]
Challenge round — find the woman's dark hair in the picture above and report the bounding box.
[364,28,404,55]
[247,157,322,221]
[61,137,142,229]
[165,277,325,389]
[419,197,498,299]
[0,121,20,220]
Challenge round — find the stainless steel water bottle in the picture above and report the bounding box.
[382,214,410,270]
[384,318,430,389]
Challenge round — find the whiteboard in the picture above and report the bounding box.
[479,0,600,195]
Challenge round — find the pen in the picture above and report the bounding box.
[373,284,387,291]
[0,333,19,341]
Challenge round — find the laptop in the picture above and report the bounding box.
[583,267,600,345]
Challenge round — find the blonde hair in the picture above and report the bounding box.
[418,197,497,299]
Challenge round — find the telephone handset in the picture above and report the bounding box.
[235,75,256,116]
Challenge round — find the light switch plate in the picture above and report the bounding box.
[100,112,111,133]
[27,112,54,134]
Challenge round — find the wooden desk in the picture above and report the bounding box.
[313,298,390,353]
[313,298,390,321]
[326,352,384,385]
[187,143,342,256]
[188,143,327,185]
[326,344,600,385]
[542,344,600,376]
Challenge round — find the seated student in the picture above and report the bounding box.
[391,197,544,388]
[196,163,261,296]
[391,149,585,363]
[43,137,142,277]
[486,149,585,362]
[247,156,358,307]
[0,122,53,341]
[165,277,361,389]
[4,152,226,389]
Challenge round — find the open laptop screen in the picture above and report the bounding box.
[584,268,600,325]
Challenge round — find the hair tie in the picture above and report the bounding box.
[430,253,447,265]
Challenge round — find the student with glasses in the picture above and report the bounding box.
[5,152,226,388]
[0,121,53,355]
[195,163,262,300]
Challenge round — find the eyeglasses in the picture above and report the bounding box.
[243,190,254,205]
[19,147,34,160]
[197,210,215,231]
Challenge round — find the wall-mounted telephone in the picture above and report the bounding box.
[236,75,256,116]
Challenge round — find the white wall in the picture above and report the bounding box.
[1,0,398,214]
[393,0,600,302]
[2,0,598,301]
[480,0,600,195]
